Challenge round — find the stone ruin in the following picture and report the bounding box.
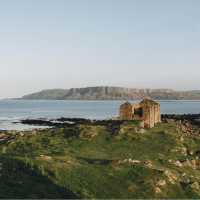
[119,99,161,128]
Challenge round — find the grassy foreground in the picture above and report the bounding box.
[1,120,200,198]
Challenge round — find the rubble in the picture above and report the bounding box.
[117,159,141,165]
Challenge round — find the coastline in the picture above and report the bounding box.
[0,113,200,133]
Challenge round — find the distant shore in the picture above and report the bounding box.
[20,86,200,100]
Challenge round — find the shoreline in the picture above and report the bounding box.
[0,113,200,133]
[0,113,199,129]
[20,113,200,125]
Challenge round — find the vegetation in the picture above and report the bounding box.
[1,120,200,198]
[21,86,200,100]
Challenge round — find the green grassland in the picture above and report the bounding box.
[1,121,200,198]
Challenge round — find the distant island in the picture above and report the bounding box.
[21,86,200,100]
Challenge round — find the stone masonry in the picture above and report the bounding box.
[119,99,161,128]
[119,102,133,120]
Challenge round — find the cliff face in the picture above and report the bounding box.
[22,87,200,100]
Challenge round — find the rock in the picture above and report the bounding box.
[19,132,25,137]
[181,159,200,169]
[177,120,182,124]
[181,173,186,177]
[133,127,139,133]
[185,122,191,127]
[145,160,153,168]
[184,159,193,167]
[187,150,194,156]
[157,180,166,187]
[0,133,7,139]
[168,159,173,163]
[181,147,187,156]
[180,136,184,142]
[32,130,38,135]
[164,170,178,184]
[0,133,10,142]
[129,159,141,164]
[155,187,162,194]
[191,182,200,190]
[128,184,136,192]
[39,155,52,161]
[118,158,141,165]
[128,159,133,163]
[190,159,200,169]
[174,160,183,167]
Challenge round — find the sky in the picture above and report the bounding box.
[0,0,199,98]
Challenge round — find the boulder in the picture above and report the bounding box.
[157,180,166,187]
[164,170,178,184]
[191,182,200,190]
[0,133,7,139]
[154,187,162,194]
[174,160,183,167]
[39,155,52,161]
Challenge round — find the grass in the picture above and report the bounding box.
[0,120,200,198]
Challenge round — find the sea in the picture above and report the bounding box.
[0,100,200,131]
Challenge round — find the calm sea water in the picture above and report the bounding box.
[0,100,200,130]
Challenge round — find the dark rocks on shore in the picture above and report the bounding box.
[0,133,15,143]
[20,114,200,130]
[20,114,200,126]
[11,113,199,139]
[162,114,200,136]
[162,114,200,123]
[20,118,92,127]
[20,119,56,127]
[20,118,126,128]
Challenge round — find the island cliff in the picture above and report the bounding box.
[21,86,200,100]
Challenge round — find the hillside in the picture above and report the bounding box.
[21,87,200,100]
[0,119,200,198]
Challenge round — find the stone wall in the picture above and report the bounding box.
[119,102,133,120]
[119,99,161,128]
[139,99,161,128]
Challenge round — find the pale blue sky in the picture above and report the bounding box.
[0,0,199,98]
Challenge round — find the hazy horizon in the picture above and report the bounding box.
[0,0,200,98]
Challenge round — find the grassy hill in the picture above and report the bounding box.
[1,120,200,198]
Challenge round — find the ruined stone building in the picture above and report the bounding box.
[119,99,161,128]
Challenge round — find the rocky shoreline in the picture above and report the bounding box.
[0,114,199,144]
[162,114,200,136]
[19,113,200,128]
[161,114,200,126]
